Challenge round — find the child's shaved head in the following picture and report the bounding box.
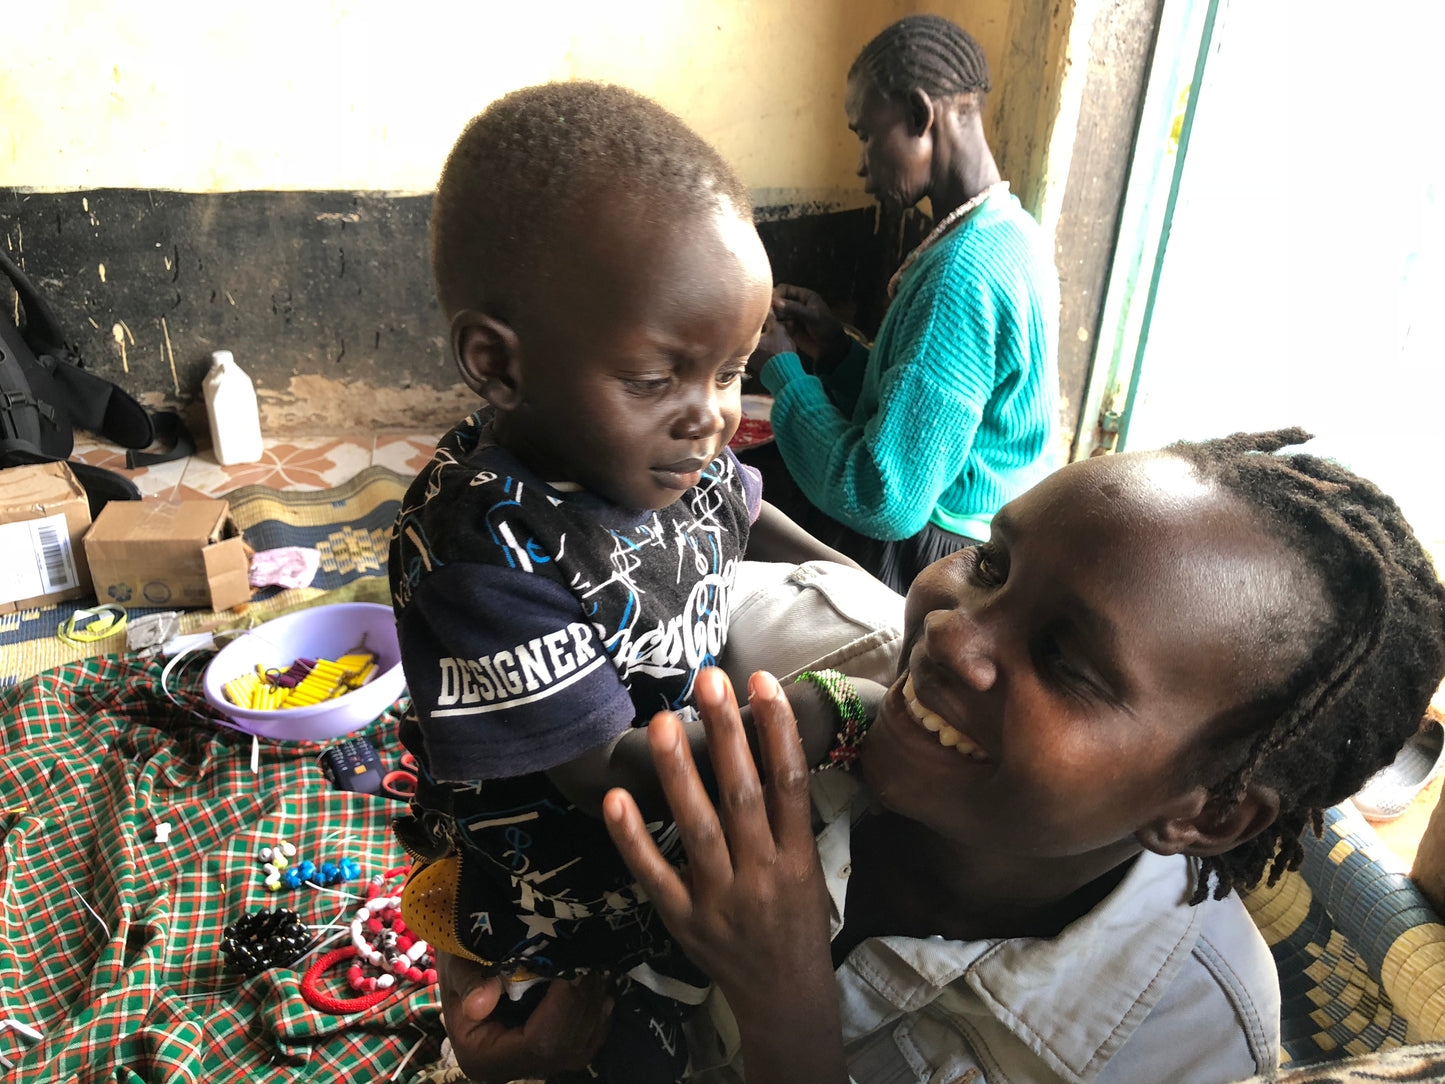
[431,81,753,324]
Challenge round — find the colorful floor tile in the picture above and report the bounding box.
[372,431,441,479]
[70,439,189,500]
[69,431,439,504]
[179,436,374,495]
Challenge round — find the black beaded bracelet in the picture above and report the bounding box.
[221,908,311,977]
[793,668,869,771]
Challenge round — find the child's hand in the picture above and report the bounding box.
[603,668,848,1083]
[437,955,613,1083]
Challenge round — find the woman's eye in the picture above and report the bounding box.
[1049,654,1087,685]
[1038,637,1102,698]
[971,542,1006,586]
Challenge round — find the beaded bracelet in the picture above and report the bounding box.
[299,876,437,1015]
[793,668,870,771]
[301,946,395,1014]
[348,894,437,985]
[221,908,310,977]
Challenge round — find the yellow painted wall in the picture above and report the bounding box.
[3,0,1074,214]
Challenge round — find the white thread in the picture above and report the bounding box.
[389,1033,428,1082]
[69,886,110,939]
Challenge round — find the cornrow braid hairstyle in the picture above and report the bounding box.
[848,14,992,105]
[431,81,752,323]
[1167,428,1445,904]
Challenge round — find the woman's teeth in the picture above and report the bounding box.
[903,674,988,761]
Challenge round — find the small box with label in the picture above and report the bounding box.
[0,462,93,614]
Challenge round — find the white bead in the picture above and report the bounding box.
[377,974,394,989]
[260,847,274,861]
[280,841,297,857]
[356,907,371,921]
[263,863,279,877]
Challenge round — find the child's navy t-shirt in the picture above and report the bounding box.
[386,409,760,983]
[390,409,761,781]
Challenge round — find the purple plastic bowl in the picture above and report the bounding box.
[202,602,405,742]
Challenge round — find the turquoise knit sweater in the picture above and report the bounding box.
[761,191,1060,542]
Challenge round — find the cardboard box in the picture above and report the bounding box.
[0,462,93,614]
[85,499,253,611]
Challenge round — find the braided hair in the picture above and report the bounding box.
[1167,428,1445,903]
[431,82,752,323]
[848,14,992,106]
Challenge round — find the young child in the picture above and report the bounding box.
[388,82,859,1083]
[584,428,1445,1084]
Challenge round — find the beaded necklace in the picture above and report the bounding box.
[886,181,1010,299]
[297,873,437,1015]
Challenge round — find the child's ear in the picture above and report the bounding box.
[906,87,936,138]
[1135,781,1281,858]
[451,309,524,410]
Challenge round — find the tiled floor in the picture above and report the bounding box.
[71,431,441,500]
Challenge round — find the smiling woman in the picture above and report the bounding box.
[595,429,1445,1084]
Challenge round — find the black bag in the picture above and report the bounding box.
[0,248,191,515]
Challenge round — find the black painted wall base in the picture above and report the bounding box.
[0,188,924,435]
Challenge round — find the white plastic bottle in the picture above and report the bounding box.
[202,350,264,465]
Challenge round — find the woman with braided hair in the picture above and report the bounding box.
[433,428,1444,1080]
[587,428,1445,1084]
[744,14,1061,594]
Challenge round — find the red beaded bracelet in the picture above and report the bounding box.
[300,946,395,1014]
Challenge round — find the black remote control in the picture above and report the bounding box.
[318,737,385,795]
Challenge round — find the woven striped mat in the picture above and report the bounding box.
[1242,802,1445,1066]
[0,466,407,686]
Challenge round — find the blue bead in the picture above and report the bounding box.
[298,860,317,879]
[320,861,339,884]
[282,868,303,889]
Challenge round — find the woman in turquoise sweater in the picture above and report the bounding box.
[747,14,1061,591]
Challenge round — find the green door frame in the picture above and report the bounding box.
[1071,0,1224,459]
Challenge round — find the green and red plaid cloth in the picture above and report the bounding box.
[0,654,443,1082]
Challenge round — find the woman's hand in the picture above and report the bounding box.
[772,285,852,371]
[747,311,798,378]
[603,668,848,1083]
[437,955,613,1083]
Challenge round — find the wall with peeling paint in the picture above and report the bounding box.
[1,0,1083,436]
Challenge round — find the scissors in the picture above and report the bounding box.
[381,751,418,802]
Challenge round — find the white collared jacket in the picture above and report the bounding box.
[687,771,1280,1084]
